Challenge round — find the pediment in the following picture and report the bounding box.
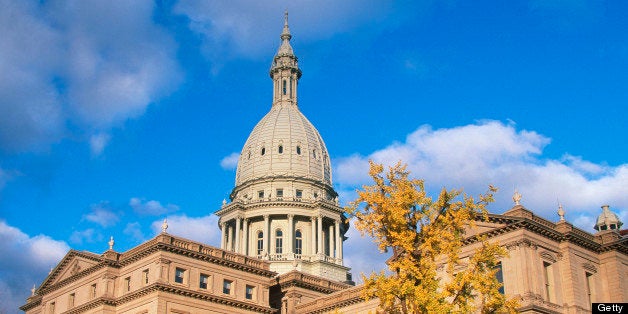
[39,250,102,290]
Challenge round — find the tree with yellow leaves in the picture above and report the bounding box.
[346,161,518,314]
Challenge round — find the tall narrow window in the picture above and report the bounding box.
[258,190,264,199]
[142,269,149,285]
[278,145,283,153]
[495,262,504,294]
[175,268,185,284]
[91,283,97,298]
[543,262,554,302]
[296,146,301,155]
[200,274,209,289]
[246,285,255,300]
[313,149,317,159]
[125,277,131,292]
[261,147,265,155]
[49,302,55,314]
[223,279,232,294]
[275,229,283,254]
[586,272,594,306]
[282,80,287,95]
[257,231,264,255]
[295,230,303,255]
[69,293,75,308]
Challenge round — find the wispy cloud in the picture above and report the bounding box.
[220,152,240,170]
[129,197,179,216]
[0,1,182,153]
[123,222,146,243]
[334,121,628,231]
[83,202,119,228]
[0,220,68,313]
[69,228,102,245]
[89,133,110,156]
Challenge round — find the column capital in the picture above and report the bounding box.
[263,214,270,220]
[287,214,295,219]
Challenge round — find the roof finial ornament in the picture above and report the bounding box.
[513,189,522,206]
[557,203,565,221]
[108,236,115,250]
[280,9,292,41]
[31,284,36,296]
[161,218,168,233]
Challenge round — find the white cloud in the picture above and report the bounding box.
[89,133,110,156]
[334,121,628,233]
[123,222,146,243]
[342,223,390,283]
[220,152,240,170]
[129,197,179,216]
[174,1,409,63]
[0,0,182,153]
[69,228,102,245]
[0,220,69,313]
[83,203,119,227]
[151,214,220,246]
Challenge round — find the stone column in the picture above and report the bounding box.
[335,219,342,260]
[220,222,226,250]
[317,215,323,256]
[328,224,334,256]
[226,224,232,251]
[287,214,294,255]
[310,216,317,255]
[242,218,249,255]
[263,215,270,256]
[235,216,241,254]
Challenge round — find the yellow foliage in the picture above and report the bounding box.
[346,161,518,314]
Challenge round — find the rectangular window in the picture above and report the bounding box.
[276,189,283,198]
[200,274,209,289]
[69,293,75,308]
[142,269,149,285]
[49,302,55,314]
[175,268,185,284]
[295,189,302,198]
[543,262,554,303]
[258,190,264,199]
[125,277,131,292]
[245,285,255,300]
[223,279,232,295]
[494,262,504,294]
[91,283,97,298]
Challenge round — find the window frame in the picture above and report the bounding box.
[174,267,185,284]
[200,273,209,290]
[223,279,233,295]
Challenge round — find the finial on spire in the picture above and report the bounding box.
[108,236,114,250]
[280,10,292,41]
[161,218,168,233]
[557,203,565,221]
[284,9,289,26]
[512,189,522,206]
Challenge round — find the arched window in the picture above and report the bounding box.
[261,147,265,155]
[296,146,301,155]
[275,229,283,254]
[257,231,263,255]
[295,230,303,255]
[278,145,283,154]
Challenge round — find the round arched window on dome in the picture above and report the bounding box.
[261,147,266,156]
[312,149,317,159]
[278,145,283,154]
[296,146,301,155]
[248,151,251,159]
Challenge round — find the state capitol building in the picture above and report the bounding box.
[21,13,627,314]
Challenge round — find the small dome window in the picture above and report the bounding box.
[296,146,301,155]
[261,147,266,155]
[248,151,251,159]
[278,145,283,154]
[312,149,317,159]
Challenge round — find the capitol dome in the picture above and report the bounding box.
[234,105,332,187]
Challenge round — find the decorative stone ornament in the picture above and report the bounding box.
[108,236,114,250]
[512,190,522,205]
[557,204,565,221]
[161,218,168,233]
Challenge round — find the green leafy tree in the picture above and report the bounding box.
[346,161,518,314]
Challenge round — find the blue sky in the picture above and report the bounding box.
[1,1,627,311]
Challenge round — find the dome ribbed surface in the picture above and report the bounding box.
[235,104,332,186]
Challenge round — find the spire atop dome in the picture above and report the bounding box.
[270,11,301,106]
